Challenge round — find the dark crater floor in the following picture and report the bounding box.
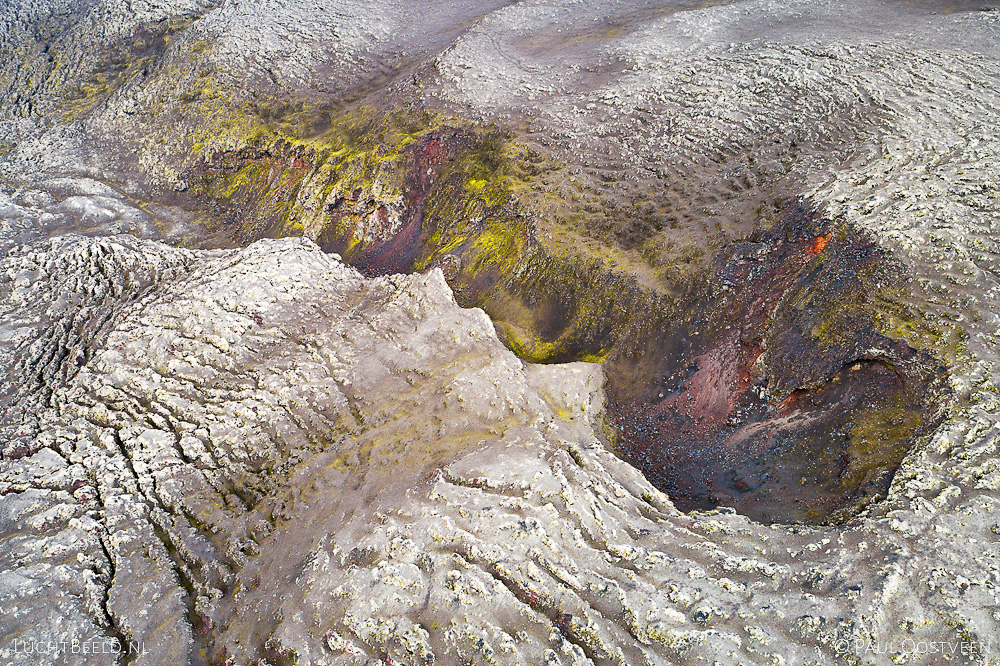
[603,201,950,524]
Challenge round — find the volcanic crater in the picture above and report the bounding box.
[191,121,951,525]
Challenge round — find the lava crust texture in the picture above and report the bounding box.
[1,0,999,665]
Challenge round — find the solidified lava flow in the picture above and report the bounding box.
[9,1,1000,660]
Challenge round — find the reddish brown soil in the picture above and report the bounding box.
[604,202,946,523]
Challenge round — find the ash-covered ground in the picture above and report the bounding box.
[1,1,999,665]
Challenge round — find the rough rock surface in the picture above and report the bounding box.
[0,235,995,665]
[1,0,1000,664]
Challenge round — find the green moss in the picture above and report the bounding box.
[466,223,524,273]
[875,288,969,368]
[843,391,922,492]
[153,75,626,367]
[130,52,948,386]
[56,15,197,123]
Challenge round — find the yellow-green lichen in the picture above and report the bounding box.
[57,16,199,123]
[842,390,922,492]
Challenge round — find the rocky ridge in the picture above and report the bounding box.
[0,234,995,665]
[1,0,999,664]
